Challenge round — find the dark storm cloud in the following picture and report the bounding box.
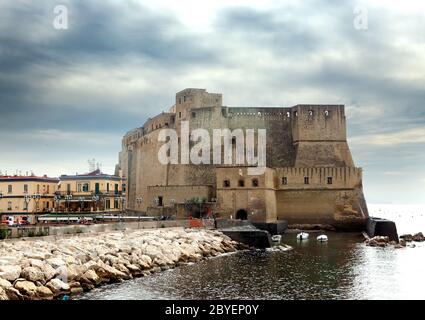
[0,0,220,133]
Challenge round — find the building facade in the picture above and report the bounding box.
[117,88,369,229]
[57,169,125,213]
[0,175,59,222]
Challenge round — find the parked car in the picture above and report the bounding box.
[1,216,15,227]
[19,216,30,226]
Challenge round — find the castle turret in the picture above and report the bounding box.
[291,105,354,167]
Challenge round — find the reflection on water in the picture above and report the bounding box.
[79,205,425,300]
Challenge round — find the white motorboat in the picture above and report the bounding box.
[317,234,328,242]
[271,235,282,243]
[296,232,309,240]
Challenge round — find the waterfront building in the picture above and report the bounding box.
[57,169,126,213]
[0,175,59,223]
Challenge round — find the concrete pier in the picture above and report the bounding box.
[366,217,399,242]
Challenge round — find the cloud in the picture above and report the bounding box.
[350,127,425,146]
[0,0,424,202]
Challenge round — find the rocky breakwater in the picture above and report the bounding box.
[0,228,241,300]
[365,232,425,249]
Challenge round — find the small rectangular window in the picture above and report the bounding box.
[327,177,333,185]
[158,196,163,206]
[192,112,196,118]
[282,177,288,185]
[8,185,12,194]
[304,177,309,184]
[179,112,182,118]
[24,184,28,194]
[7,201,12,210]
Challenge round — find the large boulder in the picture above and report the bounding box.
[0,278,12,289]
[14,280,37,297]
[46,278,70,294]
[46,258,66,269]
[412,232,425,242]
[36,286,54,300]
[21,267,45,284]
[0,265,22,282]
[82,270,101,285]
[399,234,413,242]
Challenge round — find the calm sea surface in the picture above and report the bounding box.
[79,204,425,300]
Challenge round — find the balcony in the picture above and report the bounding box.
[55,190,123,198]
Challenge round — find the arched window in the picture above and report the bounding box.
[252,179,259,187]
[238,180,245,187]
[223,180,230,187]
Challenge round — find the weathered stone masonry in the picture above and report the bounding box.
[117,88,368,230]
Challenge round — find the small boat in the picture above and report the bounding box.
[296,232,309,240]
[317,234,328,242]
[271,235,282,243]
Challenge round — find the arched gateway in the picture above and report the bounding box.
[236,209,248,220]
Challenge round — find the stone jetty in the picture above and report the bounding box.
[0,228,241,300]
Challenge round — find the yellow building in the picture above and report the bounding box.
[57,169,125,213]
[0,175,59,222]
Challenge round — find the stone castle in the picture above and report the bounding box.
[117,88,369,229]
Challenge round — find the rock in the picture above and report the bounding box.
[399,234,413,242]
[84,260,100,271]
[0,265,22,282]
[36,286,54,299]
[399,239,407,247]
[70,286,84,295]
[46,258,66,269]
[14,280,37,297]
[46,278,70,294]
[0,278,12,289]
[42,264,57,282]
[412,232,425,242]
[21,267,45,284]
[82,270,101,285]
[4,286,23,300]
[0,287,9,300]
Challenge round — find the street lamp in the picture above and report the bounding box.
[92,195,100,212]
[24,195,31,212]
[65,194,72,212]
[54,195,61,212]
[32,194,41,213]
[78,197,84,212]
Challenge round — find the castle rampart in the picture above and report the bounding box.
[118,89,368,229]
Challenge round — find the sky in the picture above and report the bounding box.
[0,0,424,204]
